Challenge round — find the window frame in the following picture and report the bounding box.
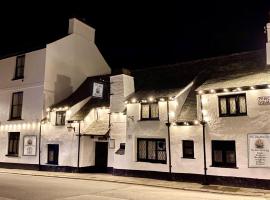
[55,111,66,126]
[218,93,247,117]
[7,132,20,156]
[10,92,23,120]
[211,140,237,168]
[137,138,167,164]
[140,103,159,120]
[14,55,25,80]
[47,144,59,165]
[182,140,195,159]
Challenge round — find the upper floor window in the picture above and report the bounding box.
[56,111,66,126]
[218,94,247,117]
[14,55,25,80]
[141,103,159,120]
[10,92,23,120]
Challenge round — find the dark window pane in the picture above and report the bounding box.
[47,144,59,165]
[183,140,194,158]
[10,92,23,119]
[56,111,66,125]
[8,132,20,156]
[15,55,25,79]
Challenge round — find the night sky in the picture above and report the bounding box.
[0,1,269,69]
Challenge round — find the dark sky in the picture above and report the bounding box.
[0,1,269,69]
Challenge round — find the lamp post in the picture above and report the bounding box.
[38,118,47,171]
[166,98,172,180]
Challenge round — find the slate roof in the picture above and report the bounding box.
[50,75,110,109]
[83,120,109,136]
[70,97,110,121]
[175,49,266,122]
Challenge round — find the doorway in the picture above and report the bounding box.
[95,142,108,172]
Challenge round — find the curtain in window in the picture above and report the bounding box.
[148,141,156,160]
[150,103,159,118]
[239,96,246,113]
[229,97,236,114]
[226,151,236,163]
[138,140,147,159]
[213,150,223,162]
[220,98,227,114]
[141,104,150,119]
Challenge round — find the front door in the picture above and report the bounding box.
[95,142,108,172]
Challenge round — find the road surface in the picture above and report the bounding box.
[0,173,266,200]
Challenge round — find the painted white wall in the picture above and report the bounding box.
[44,31,111,109]
[199,89,270,179]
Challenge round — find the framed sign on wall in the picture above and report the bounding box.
[248,133,270,168]
[92,82,104,98]
[23,135,37,156]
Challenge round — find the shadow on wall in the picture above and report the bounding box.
[54,74,73,103]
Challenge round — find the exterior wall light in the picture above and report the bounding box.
[223,88,229,92]
[67,123,75,132]
[198,90,203,94]
[210,89,215,93]
[131,98,137,103]
[160,98,165,102]
[250,86,255,90]
[148,97,154,102]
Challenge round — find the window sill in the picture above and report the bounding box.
[8,118,23,121]
[181,157,195,159]
[12,77,24,81]
[219,114,247,118]
[137,160,167,164]
[210,165,238,169]
[5,154,19,157]
[139,119,160,121]
[46,163,59,166]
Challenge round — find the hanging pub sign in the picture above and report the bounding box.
[23,135,37,156]
[92,82,104,98]
[248,133,270,168]
[258,96,270,105]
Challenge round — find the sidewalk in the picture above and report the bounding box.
[0,168,269,198]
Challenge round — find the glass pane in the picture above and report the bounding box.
[226,151,236,163]
[184,148,193,155]
[157,141,166,151]
[12,106,18,118]
[48,151,54,162]
[157,151,166,161]
[214,150,223,162]
[148,141,156,160]
[150,103,159,118]
[141,105,150,119]
[18,93,23,104]
[239,96,246,113]
[220,98,227,114]
[13,94,18,105]
[138,140,146,159]
[229,97,236,114]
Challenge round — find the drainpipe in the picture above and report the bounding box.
[199,94,208,185]
[166,99,172,180]
[38,121,42,171]
[77,121,81,173]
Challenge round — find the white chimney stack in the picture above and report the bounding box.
[266,23,270,65]
[68,18,95,42]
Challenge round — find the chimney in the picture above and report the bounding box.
[266,22,270,65]
[68,18,95,42]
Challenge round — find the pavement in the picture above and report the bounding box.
[0,168,269,199]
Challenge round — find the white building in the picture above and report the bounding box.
[0,18,270,189]
[0,18,111,170]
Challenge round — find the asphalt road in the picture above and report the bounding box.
[0,173,266,200]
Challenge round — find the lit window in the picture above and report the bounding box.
[56,111,66,126]
[218,94,247,117]
[137,138,166,164]
[141,103,159,120]
[212,140,236,168]
[14,55,25,80]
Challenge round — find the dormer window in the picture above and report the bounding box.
[14,55,25,80]
[141,103,159,120]
[218,94,247,117]
[56,111,66,126]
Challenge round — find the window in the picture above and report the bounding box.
[56,111,66,125]
[47,144,59,165]
[182,140,194,158]
[212,140,236,168]
[115,143,125,155]
[218,94,247,117]
[7,132,20,156]
[10,92,23,120]
[141,103,159,120]
[137,138,166,164]
[14,55,25,79]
